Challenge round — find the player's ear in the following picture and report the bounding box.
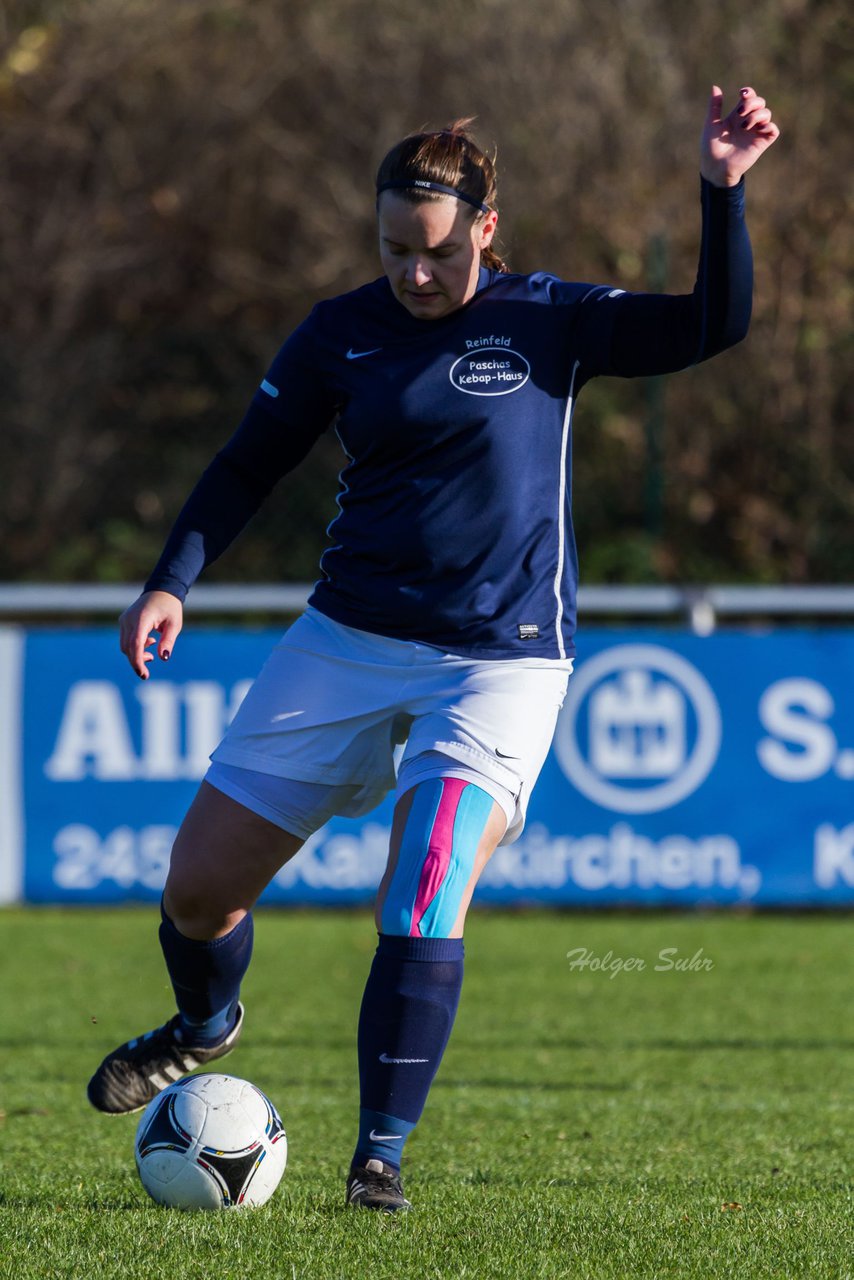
[478,209,498,248]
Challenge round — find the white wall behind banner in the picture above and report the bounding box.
[2,625,853,907]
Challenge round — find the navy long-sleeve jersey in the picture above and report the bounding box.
[145,178,751,659]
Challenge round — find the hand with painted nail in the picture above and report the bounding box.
[118,589,184,679]
[701,85,780,187]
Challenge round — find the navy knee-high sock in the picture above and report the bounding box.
[354,934,464,1171]
[158,901,253,1046]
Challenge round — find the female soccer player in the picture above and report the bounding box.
[88,86,779,1211]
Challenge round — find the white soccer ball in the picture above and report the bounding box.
[135,1073,287,1210]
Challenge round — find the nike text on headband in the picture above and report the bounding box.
[376,179,490,214]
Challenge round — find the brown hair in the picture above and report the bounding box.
[376,118,508,273]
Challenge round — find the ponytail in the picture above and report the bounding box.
[481,244,507,273]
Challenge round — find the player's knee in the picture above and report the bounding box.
[379,777,496,938]
[162,881,246,941]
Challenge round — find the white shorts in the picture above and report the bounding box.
[207,607,573,845]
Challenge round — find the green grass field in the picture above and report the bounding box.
[0,908,851,1279]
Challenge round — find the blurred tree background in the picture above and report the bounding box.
[0,0,851,587]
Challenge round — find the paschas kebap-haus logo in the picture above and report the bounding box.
[449,335,530,396]
[553,645,722,814]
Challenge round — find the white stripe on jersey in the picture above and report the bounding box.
[552,361,580,659]
[319,422,355,581]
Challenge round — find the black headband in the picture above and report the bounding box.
[376,179,490,214]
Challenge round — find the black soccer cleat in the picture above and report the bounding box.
[86,1003,245,1115]
[346,1158,412,1212]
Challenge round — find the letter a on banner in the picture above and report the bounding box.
[45,681,138,780]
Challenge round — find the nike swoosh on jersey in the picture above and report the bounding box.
[369,1128,403,1141]
[346,346,382,360]
[378,1052,429,1063]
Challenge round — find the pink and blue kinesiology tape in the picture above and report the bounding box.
[380,778,495,938]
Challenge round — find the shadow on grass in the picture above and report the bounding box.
[629,1037,854,1051]
[0,1189,395,1221]
[253,1031,854,1053]
[8,1030,850,1054]
[436,1077,629,1092]
[0,1191,143,1211]
[446,1034,854,1053]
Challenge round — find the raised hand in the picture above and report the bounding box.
[701,85,780,188]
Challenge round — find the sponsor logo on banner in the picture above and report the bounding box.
[483,822,761,898]
[44,678,252,780]
[554,645,722,814]
[757,677,854,781]
[14,628,854,905]
[814,823,854,888]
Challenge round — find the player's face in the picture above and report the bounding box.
[378,194,498,319]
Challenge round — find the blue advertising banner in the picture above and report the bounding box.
[2,625,853,907]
